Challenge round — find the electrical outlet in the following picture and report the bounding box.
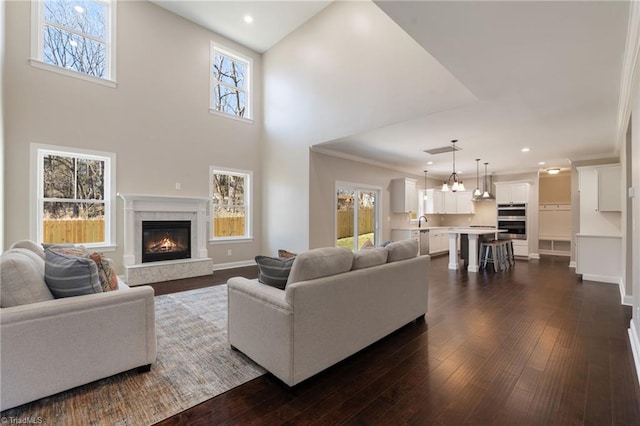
[227,249,232,256]
[175,183,181,190]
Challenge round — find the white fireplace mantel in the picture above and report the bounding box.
[118,193,213,285]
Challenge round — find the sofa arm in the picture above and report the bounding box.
[0,286,156,411]
[227,277,294,384]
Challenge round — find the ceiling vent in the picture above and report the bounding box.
[423,145,462,155]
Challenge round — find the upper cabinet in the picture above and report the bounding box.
[425,189,474,214]
[390,178,417,214]
[577,164,622,236]
[595,165,622,212]
[495,182,530,204]
[425,189,444,214]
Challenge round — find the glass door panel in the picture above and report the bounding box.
[336,186,379,251]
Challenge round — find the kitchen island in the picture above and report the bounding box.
[443,228,507,272]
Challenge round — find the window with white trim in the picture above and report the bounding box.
[210,44,252,120]
[33,144,116,248]
[31,0,116,83]
[210,167,252,240]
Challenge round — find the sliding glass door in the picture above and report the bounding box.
[336,184,380,251]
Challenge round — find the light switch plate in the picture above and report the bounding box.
[629,187,635,198]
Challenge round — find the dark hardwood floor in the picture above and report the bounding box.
[153,255,640,425]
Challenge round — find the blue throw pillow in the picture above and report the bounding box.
[45,248,103,298]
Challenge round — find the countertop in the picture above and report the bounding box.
[392,226,499,232]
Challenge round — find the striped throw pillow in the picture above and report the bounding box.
[255,256,295,290]
[45,248,103,298]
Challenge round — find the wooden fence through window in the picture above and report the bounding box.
[337,207,374,239]
[43,219,105,244]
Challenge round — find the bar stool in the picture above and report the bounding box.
[504,239,515,266]
[480,240,505,272]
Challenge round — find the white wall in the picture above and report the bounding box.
[3,1,263,271]
[261,0,474,255]
[0,0,5,252]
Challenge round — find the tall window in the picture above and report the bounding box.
[210,43,252,120]
[31,0,116,84]
[33,145,116,247]
[210,167,252,240]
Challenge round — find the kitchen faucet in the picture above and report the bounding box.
[418,215,428,228]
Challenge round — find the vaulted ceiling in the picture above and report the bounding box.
[152,0,630,178]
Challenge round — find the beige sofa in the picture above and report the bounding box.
[228,240,429,386]
[0,241,157,411]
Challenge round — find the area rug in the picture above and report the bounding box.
[0,285,266,425]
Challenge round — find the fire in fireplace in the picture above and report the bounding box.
[141,220,191,263]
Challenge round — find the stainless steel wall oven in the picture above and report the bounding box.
[497,203,527,240]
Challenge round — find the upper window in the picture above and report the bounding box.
[210,167,252,241]
[31,0,116,85]
[210,44,252,121]
[32,144,116,248]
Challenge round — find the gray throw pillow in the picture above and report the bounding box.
[255,256,295,290]
[45,248,103,298]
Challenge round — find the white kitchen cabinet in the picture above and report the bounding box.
[425,189,444,214]
[428,230,448,254]
[444,191,457,213]
[577,165,622,236]
[495,182,530,204]
[595,165,621,212]
[390,178,417,214]
[426,189,473,214]
[512,239,528,257]
[455,191,475,214]
[576,234,621,283]
[391,229,420,244]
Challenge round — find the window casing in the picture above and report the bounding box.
[210,43,252,121]
[210,167,252,241]
[31,0,116,87]
[32,144,116,249]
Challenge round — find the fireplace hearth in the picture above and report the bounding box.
[142,220,191,263]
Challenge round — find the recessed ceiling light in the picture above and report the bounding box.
[427,161,433,165]
[74,5,84,13]
[244,15,254,24]
[538,161,546,165]
[521,147,530,153]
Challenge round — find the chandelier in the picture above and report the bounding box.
[441,139,464,192]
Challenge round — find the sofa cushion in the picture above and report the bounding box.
[0,250,54,307]
[386,239,419,262]
[255,256,295,290]
[44,248,103,298]
[352,247,388,270]
[9,240,46,260]
[287,247,353,284]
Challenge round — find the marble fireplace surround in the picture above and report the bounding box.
[118,193,214,286]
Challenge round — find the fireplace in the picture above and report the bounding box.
[141,220,191,263]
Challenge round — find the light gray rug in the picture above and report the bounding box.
[0,285,266,425]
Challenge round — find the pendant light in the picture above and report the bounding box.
[481,162,496,200]
[472,159,482,200]
[444,140,461,192]
[423,170,429,200]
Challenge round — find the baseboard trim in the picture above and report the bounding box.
[620,278,633,306]
[628,321,640,386]
[213,260,256,271]
[582,273,620,284]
